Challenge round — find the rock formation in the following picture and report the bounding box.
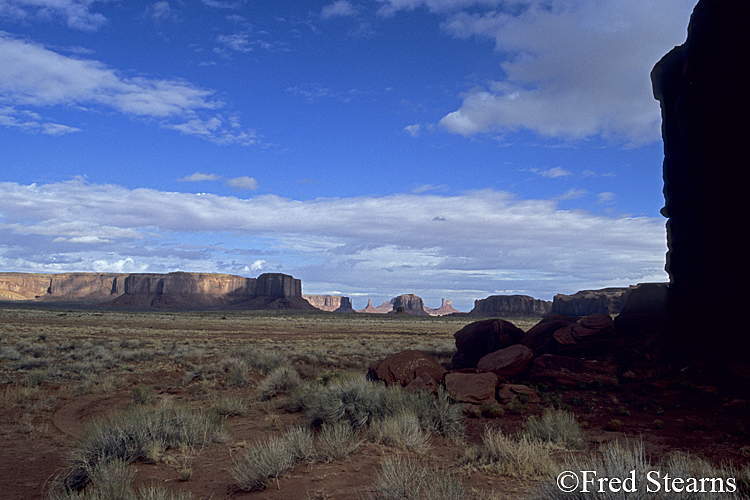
[357,299,385,314]
[652,0,750,367]
[0,271,312,310]
[303,295,354,313]
[425,299,461,316]
[389,294,428,315]
[550,287,634,316]
[470,295,552,317]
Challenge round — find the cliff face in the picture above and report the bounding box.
[0,271,307,310]
[551,287,634,316]
[303,295,354,313]
[391,294,428,315]
[471,295,552,317]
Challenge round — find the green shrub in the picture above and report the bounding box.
[256,365,302,401]
[22,369,47,387]
[521,408,584,449]
[223,358,249,388]
[605,419,623,432]
[231,347,288,375]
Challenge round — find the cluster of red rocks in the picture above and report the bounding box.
[368,313,626,408]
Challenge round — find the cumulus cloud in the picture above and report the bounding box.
[0,0,108,31]
[0,33,258,144]
[0,179,668,304]
[179,172,222,182]
[381,0,695,145]
[321,1,357,19]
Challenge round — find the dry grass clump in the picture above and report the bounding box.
[520,408,584,449]
[527,439,748,500]
[61,401,226,491]
[316,421,362,461]
[211,396,247,416]
[369,455,498,500]
[369,412,431,453]
[462,427,555,478]
[48,458,194,500]
[256,365,302,401]
[290,374,464,442]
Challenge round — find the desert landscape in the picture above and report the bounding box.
[0,303,748,499]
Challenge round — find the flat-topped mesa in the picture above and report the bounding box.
[390,294,428,316]
[471,295,552,317]
[303,295,354,313]
[0,271,309,310]
[551,287,635,316]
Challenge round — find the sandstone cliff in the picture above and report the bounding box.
[425,299,461,316]
[390,294,428,316]
[471,295,552,317]
[303,295,354,313]
[0,271,310,310]
[551,287,635,316]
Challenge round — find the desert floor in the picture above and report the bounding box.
[0,305,748,499]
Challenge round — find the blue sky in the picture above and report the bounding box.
[0,0,695,310]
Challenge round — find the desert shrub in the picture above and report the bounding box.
[369,412,431,453]
[256,365,302,401]
[284,426,316,463]
[463,427,555,478]
[369,455,496,500]
[47,458,194,500]
[0,345,21,360]
[23,369,47,387]
[316,421,361,462]
[231,347,288,375]
[604,419,623,432]
[291,375,464,441]
[231,435,296,491]
[65,402,225,490]
[527,439,746,500]
[223,357,249,388]
[211,396,247,416]
[131,385,155,405]
[521,408,584,449]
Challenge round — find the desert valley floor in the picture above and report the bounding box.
[0,306,748,499]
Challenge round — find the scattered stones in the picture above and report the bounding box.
[451,318,525,369]
[444,372,498,405]
[476,344,534,382]
[529,354,617,387]
[497,383,540,404]
[367,350,446,387]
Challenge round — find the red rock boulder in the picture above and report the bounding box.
[530,354,617,387]
[497,383,541,404]
[451,318,525,369]
[368,350,447,387]
[444,372,498,405]
[477,344,534,382]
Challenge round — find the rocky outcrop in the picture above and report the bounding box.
[357,299,386,314]
[367,350,447,387]
[425,299,461,316]
[445,372,498,405]
[529,354,617,387]
[471,295,552,317]
[477,344,535,382]
[551,287,634,316]
[390,294,428,315]
[0,271,311,310]
[652,0,750,366]
[303,295,354,313]
[451,319,525,370]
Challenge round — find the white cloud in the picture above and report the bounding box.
[225,176,258,190]
[179,172,222,182]
[540,167,572,178]
[0,179,668,303]
[597,191,617,205]
[0,0,108,31]
[321,1,357,19]
[383,0,695,145]
[144,1,176,22]
[0,33,258,145]
[0,106,81,135]
[403,123,422,137]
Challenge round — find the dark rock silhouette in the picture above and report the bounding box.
[470,295,552,317]
[652,0,750,369]
[451,318,525,369]
[551,287,633,316]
